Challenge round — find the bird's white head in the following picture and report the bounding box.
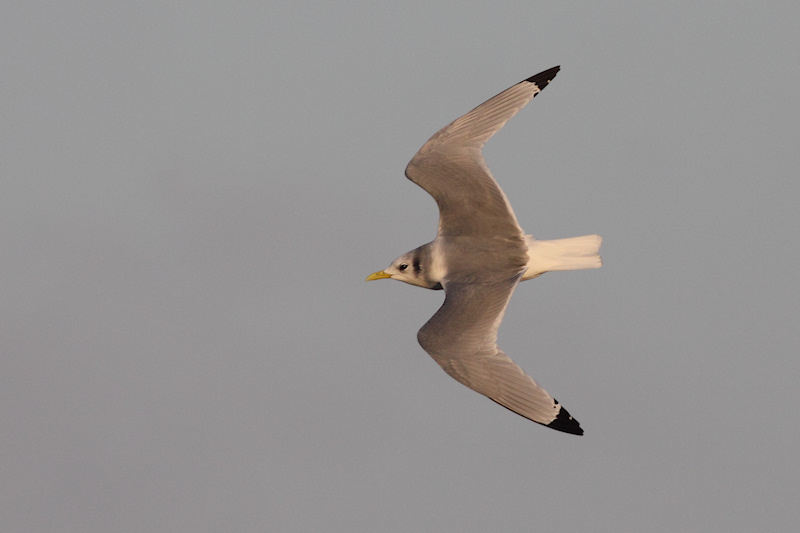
[366,248,441,290]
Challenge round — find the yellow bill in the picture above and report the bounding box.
[365,270,392,281]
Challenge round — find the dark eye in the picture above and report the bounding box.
[398,263,408,271]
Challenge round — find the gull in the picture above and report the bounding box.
[366,66,601,435]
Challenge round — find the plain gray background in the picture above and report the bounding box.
[3,2,799,531]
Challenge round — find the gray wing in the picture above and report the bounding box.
[417,278,582,435]
[405,67,560,239]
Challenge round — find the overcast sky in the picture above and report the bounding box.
[3,2,799,531]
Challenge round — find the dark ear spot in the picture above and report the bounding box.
[413,258,421,273]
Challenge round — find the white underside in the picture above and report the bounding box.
[521,234,602,280]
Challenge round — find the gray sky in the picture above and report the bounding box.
[3,2,799,531]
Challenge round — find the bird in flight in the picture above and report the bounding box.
[367,66,601,435]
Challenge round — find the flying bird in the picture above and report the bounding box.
[366,66,601,435]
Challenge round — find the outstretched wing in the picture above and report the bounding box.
[417,278,582,435]
[405,67,560,239]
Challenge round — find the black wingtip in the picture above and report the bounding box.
[525,66,561,92]
[546,399,583,435]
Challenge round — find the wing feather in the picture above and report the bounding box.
[417,279,582,435]
[404,67,560,239]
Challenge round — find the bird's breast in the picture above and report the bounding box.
[435,235,526,286]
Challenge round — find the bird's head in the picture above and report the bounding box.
[366,249,440,289]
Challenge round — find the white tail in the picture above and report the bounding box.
[522,234,602,280]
